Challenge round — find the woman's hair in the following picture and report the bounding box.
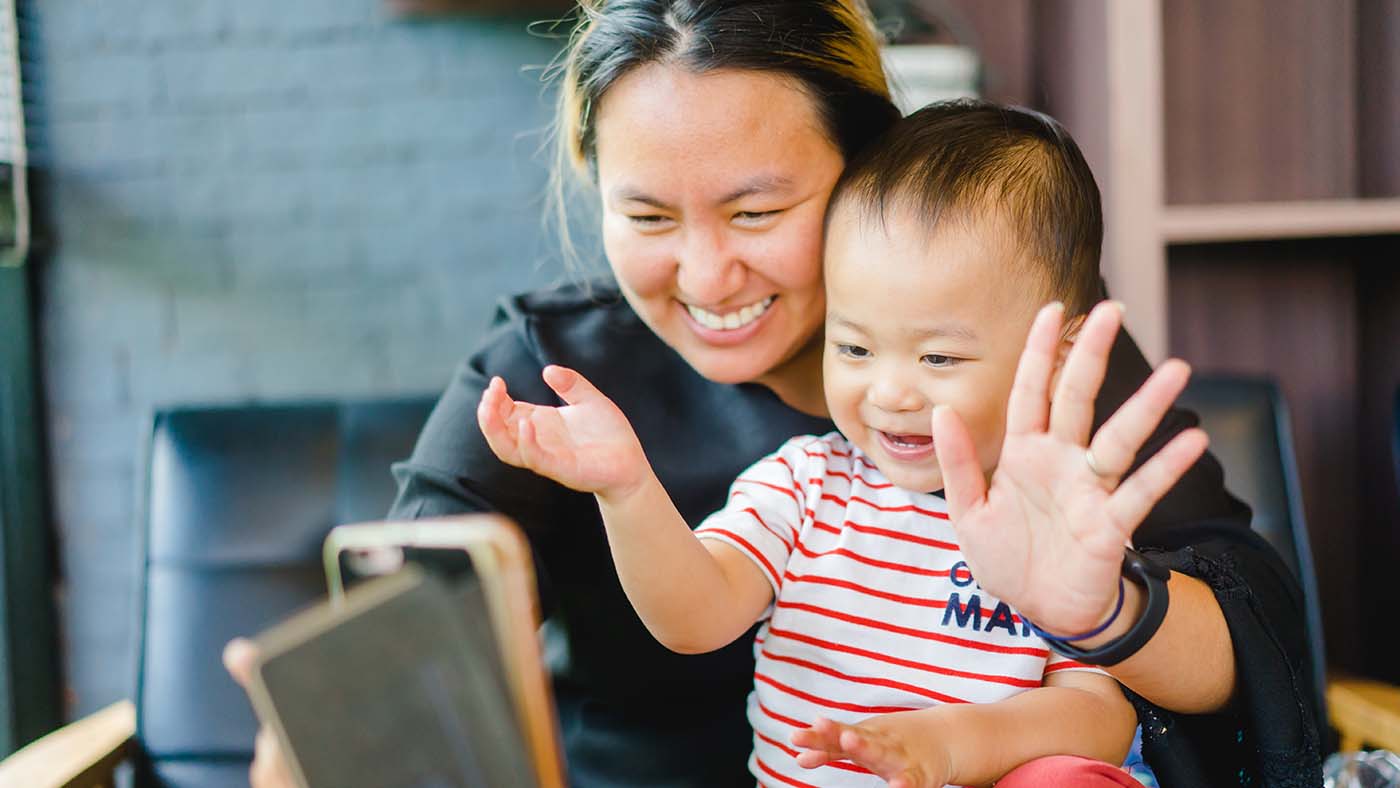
[829,99,1105,318]
[547,0,902,268]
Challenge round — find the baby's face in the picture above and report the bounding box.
[822,205,1050,493]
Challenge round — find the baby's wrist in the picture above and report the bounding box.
[596,463,659,508]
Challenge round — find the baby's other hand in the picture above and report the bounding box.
[477,365,649,499]
[790,713,952,788]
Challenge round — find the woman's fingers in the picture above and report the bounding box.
[223,639,296,788]
[250,726,295,788]
[222,637,258,689]
[1005,303,1065,436]
[1088,359,1193,481]
[932,405,985,521]
[1106,427,1210,534]
[1048,301,1123,445]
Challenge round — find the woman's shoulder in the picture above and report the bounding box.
[495,276,637,329]
[481,276,661,372]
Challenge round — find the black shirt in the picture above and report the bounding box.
[389,279,1322,787]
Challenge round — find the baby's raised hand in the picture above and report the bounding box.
[477,365,649,499]
[790,713,951,788]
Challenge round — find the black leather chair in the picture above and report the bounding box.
[1392,386,1400,505]
[133,398,435,786]
[1176,376,1328,725]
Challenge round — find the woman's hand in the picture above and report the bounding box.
[477,365,650,500]
[222,638,297,788]
[933,301,1209,636]
[790,713,952,788]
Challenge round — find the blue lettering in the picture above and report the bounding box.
[984,601,1019,636]
[942,592,981,630]
[950,561,975,588]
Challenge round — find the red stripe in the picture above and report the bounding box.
[820,492,948,520]
[766,625,1040,689]
[758,701,808,729]
[776,600,1049,657]
[804,448,881,472]
[703,528,781,587]
[806,518,959,551]
[784,571,1027,625]
[792,540,952,578]
[737,506,797,547]
[735,477,800,503]
[761,648,969,704]
[753,730,872,775]
[755,671,918,714]
[816,469,897,490]
[756,756,821,788]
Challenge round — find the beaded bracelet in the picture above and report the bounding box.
[1023,576,1126,643]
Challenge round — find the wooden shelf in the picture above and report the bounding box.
[1161,198,1400,244]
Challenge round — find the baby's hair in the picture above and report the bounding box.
[829,99,1104,317]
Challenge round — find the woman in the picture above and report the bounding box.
[225,2,1321,785]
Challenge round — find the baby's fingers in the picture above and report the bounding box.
[793,748,839,769]
[477,377,526,466]
[515,417,566,477]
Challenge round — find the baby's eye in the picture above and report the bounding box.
[921,354,957,368]
[836,344,870,359]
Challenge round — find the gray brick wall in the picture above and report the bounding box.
[24,0,588,717]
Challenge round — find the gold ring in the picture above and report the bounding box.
[1085,448,1112,478]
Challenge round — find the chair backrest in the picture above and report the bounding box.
[133,398,436,787]
[1176,376,1327,727]
[1393,386,1400,509]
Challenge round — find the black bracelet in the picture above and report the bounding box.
[1043,548,1171,667]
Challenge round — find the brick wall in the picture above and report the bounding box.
[24,0,583,716]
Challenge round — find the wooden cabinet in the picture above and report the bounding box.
[940,0,1399,678]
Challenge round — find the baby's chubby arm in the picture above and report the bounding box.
[477,365,773,653]
[790,670,1136,788]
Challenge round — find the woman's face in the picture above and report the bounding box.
[593,64,846,388]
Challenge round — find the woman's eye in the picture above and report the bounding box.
[734,209,781,225]
[922,354,957,368]
[836,344,870,359]
[628,215,672,228]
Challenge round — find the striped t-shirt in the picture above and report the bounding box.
[694,432,1101,788]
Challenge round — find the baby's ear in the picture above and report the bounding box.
[1054,312,1089,371]
[1046,311,1088,396]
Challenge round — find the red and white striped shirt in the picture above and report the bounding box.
[695,432,1101,788]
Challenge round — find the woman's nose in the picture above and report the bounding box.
[675,226,745,304]
[867,375,924,413]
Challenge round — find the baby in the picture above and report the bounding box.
[479,100,1165,787]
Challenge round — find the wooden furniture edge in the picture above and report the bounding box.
[1328,675,1400,753]
[0,700,136,788]
[1162,198,1400,243]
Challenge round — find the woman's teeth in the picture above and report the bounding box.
[686,296,775,331]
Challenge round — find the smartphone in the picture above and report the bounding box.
[247,514,565,788]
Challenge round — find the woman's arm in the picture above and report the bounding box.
[1077,571,1236,713]
[477,364,772,653]
[790,671,1137,787]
